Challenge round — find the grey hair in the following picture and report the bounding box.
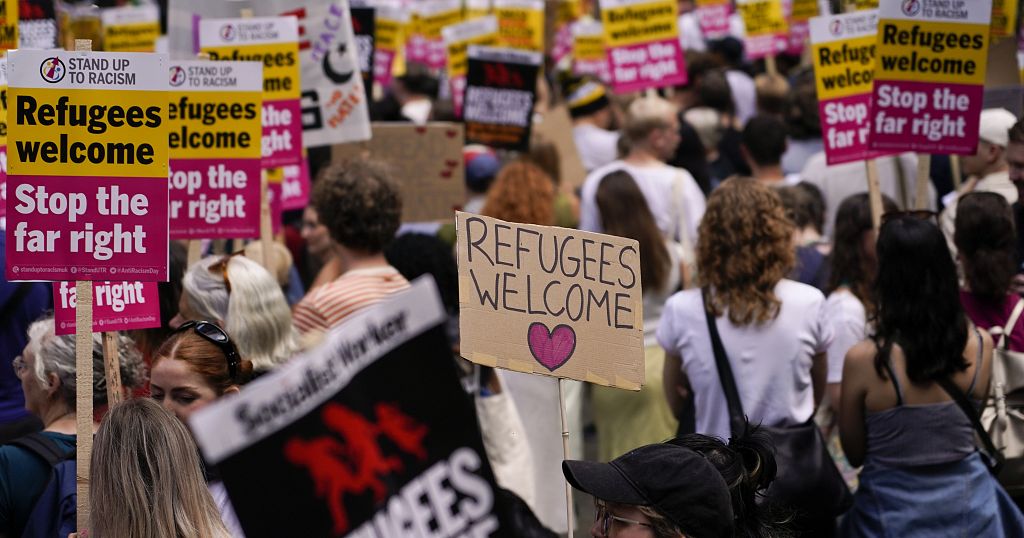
[25,316,145,409]
[182,255,300,372]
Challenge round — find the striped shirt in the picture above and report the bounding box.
[293,266,410,334]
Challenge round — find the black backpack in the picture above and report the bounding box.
[8,433,76,538]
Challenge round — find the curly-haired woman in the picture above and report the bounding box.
[481,160,556,226]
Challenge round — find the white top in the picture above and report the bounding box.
[656,280,833,441]
[579,161,706,248]
[824,288,867,384]
[726,69,756,127]
[573,123,620,172]
[800,151,936,238]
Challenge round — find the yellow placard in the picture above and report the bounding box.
[0,0,16,50]
[854,0,878,9]
[737,0,787,36]
[202,43,301,101]
[695,0,729,6]
[790,0,819,23]
[813,35,876,100]
[874,19,988,86]
[556,0,582,25]
[602,0,678,48]
[167,91,261,160]
[574,33,606,61]
[420,8,463,39]
[377,16,401,51]
[496,6,545,51]
[9,88,167,178]
[103,21,160,52]
[447,33,499,78]
[991,0,1019,39]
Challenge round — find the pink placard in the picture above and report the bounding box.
[451,74,468,118]
[426,38,447,70]
[169,158,261,240]
[868,80,983,155]
[268,180,283,235]
[574,57,611,83]
[374,49,396,89]
[0,146,7,228]
[786,21,809,56]
[553,24,574,64]
[745,33,786,60]
[280,159,311,211]
[819,93,893,165]
[262,99,303,169]
[696,5,731,39]
[5,176,168,281]
[407,34,428,65]
[53,280,161,335]
[607,38,688,93]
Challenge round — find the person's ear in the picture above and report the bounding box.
[45,372,61,397]
[223,385,241,396]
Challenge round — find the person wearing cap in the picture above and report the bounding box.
[563,442,735,538]
[940,108,1019,255]
[567,78,621,173]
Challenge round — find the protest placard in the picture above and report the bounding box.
[190,278,507,537]
[736,0,787,59]
[443,16,499,116]
[350,4,376,91]
[464,46,541,152]
[572,19,610,83]
[280,155,311,211]
[200,16,302,170]
[332,122,465,223]
[495,0,544,52]
[167,60,262,240]
[533,105,588,192]
[990,0,1018,39]
[810,10,885,165]
[417,0,462,70]
[552,0,581,64]
[100,4,159,52]
[0,0,16,50]
[457,212,644,389]
[868,0,991,155]
[695,0,732,40]
[600,0,687,93]
[855,0,878,9]
[372,2,406,89]
[53,280,160,335]
[0,55,6,231]
[5,49,168,282]
[18,0,55,50]
[467,0,494,19]
[784,0,818,55]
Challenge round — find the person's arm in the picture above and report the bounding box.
[811,352,827,410]
[663,351,690,421]
[838,342,872,467]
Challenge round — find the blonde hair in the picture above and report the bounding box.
[684,107,724,150]
[90,398,230,538]
[182,255,299,372]
[637,506,685,538]
[623,96,678,145]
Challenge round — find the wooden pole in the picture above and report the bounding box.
[915,153,931,210]
[102,332,122,406]
[950,154,963,191]
[866,159,884,231]
[765,54,778,77]
[187,240,203,267]
[558,379,574,537]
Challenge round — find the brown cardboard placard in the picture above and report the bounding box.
[456,211,644,389]
[331,123,465,223]
[533,105,587,193]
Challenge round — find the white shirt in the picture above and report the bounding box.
[726,69,756,126]
[656,280,833,441]
[824,288,867,384]
[800,151,936,238]
[677,12,746,52]
[579,161,706,248]
[573,123,620,172]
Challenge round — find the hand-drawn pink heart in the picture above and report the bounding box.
[528,323,576,372]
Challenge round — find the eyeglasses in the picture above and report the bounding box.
[594,500,654,536]
[12,356,26,375]
[881,209,938,224]
[207,250,245,293]
[173,320,241,380]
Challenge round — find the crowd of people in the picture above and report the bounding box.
[3,6,1024,538]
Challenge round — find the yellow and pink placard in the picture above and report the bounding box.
[600,0,686,93]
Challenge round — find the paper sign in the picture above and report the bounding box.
[52,280,160,335]
[18,0,54,50]
[810,10,889,165]
[552,0,581,64]
[600,0,688,93]
[5,50,169,282]
[464,46,541,151]
[101,5,159,52]
[372,3,407,89]
[868,0,991,155]
[167,61,262,240]
[0,55,7,231]
[457,212,644,389]
[419,0,463,69]
[991,0,1018,39]
[695,0,733,40]
[443,16,500,116]
[200,16,302,170]
[736,0,788,59]
[572,20,610,83]
[350,6,376,90]
[495,0,545,52]
[332,123,465,223]
[0,0,16,50]
[190,278,507,537]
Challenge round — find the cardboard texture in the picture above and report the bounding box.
[331,123,465,223]
[456,211,644,390]
[532,105,587,193]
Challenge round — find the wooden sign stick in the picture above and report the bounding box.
[915,153,932,210]
[102,332,123,406]
[73,38,94,536]
[765,54,778,77]
[950,154,963,191]
[866,159,884,231]
[558,378,574,537]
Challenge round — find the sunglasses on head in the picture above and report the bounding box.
[173,320,241,380]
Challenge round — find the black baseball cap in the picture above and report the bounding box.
[562,443,734,538]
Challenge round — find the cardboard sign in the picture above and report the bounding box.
[0,0,16,50]
[0,55,7,231]
[600,0,687,93]
[494,0,545,52]
[190,278,506,537]
[331,123,465,223]
[695,0,732,40]
[811,10,888,165]
[18,0,55,50]
[372,2,407,89]
[5,50,169,282]
[167,61,262,240]
[418,0,462,70]
[990,0,1018,39]
[533,105,588,192]
[101,5,159,52]
[464,46,541,152]
[200,16,302,170]
[52,280,160,335]
[552,0,581,64]
[868,0,991,155]
[443,16,499,117]
[456,212,644,389]
[350,6,376,90]
[736,0,788,59]
[572,20,610,83]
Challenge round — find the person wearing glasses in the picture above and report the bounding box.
[0,317,141,538]
[562,442,735,537]
[151,320,252,537]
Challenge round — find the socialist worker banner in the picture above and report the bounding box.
[5,50,169,282]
